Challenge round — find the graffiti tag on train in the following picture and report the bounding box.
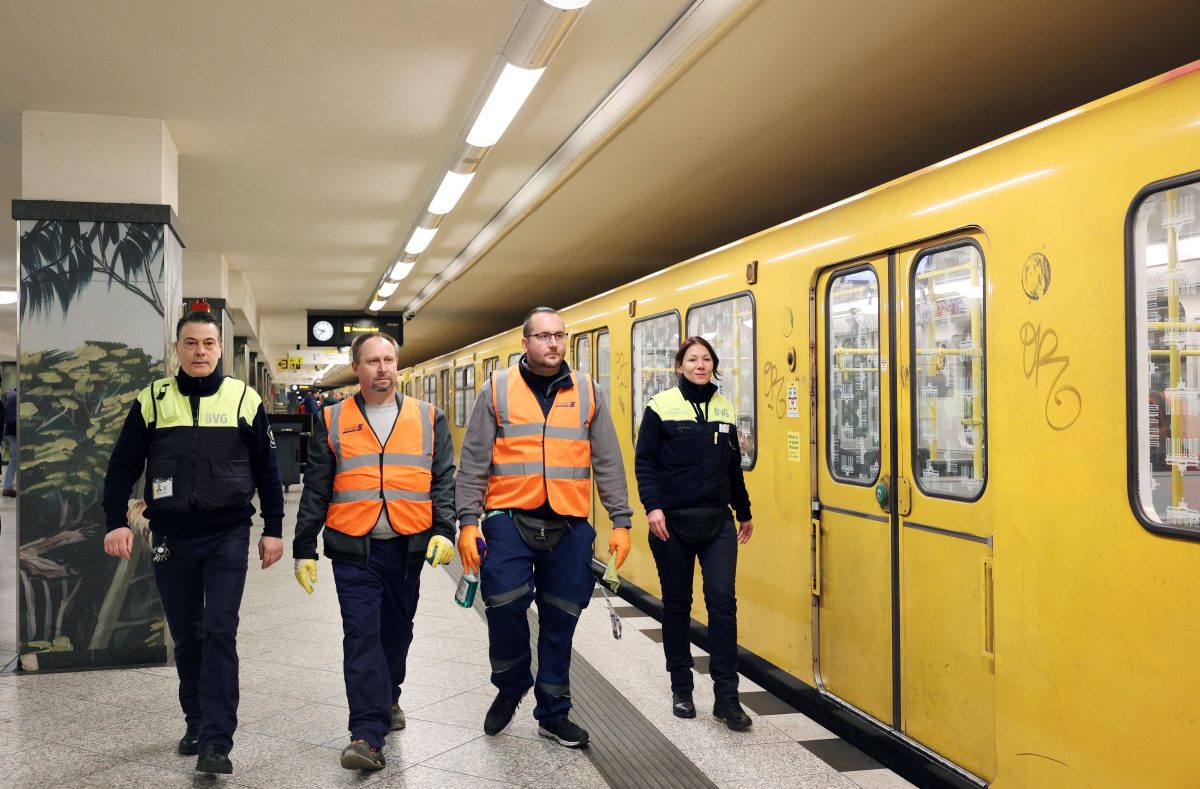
[614,352,630,414]
[1019,321,1081,430]
[762,360,788,419]
[1021,253,1052,300]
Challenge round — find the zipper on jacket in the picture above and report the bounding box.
[190,395,200,510]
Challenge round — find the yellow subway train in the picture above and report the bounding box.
[401,62,1200,788]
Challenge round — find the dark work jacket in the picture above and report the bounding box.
[634,376,752,522]
[292,390,457,567]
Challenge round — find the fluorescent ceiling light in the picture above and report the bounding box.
[0,291,16,305]
[389,261,416,280]
[369,299,387,311]
[543,0,590,8]
[428,171,476,215]
[466,63,545,148]
[377,281,398,298]
[405,226,438,255]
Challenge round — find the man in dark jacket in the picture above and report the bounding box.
[102,310,285,775]
[292,332,456,772]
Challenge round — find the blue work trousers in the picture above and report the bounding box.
[152,525,250,752]
[331,536,422,749]
[648,520,740,702]
[479,512,595,721]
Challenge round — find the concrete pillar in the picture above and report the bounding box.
[12,111,184,670]
[182,251,232,374]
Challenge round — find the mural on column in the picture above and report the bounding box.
[18,217,181,668]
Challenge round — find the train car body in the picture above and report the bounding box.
[403,63,1200,787]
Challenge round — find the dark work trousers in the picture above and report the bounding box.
[648,520,740,702]
[479,512,595,721]
[152,525,250,752]
[331,535,422,749]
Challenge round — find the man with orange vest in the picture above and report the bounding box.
[456,306,632,748]
[292,332,457,771]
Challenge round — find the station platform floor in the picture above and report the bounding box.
[0,489,914,788]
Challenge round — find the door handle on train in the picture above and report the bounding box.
[810,518,822,597]
[981,557,995,660]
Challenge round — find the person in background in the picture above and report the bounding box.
[293,332,456,772]
[3,386,16,496]
[301,390,320,416]
[633,335,754,730]
[455,306,632,749]
[102,310,285,774]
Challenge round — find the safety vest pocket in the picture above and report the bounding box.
[205,459,255,508]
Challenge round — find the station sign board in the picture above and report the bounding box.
[306,311,403,348]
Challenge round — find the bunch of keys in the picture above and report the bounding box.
[152,541,171,563]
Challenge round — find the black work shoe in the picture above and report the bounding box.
[340,739,386,771]
[195,745,233,774]
[672,691,696,719]
[483,691,523,736]
[713,698,752,731]
[177,731,199,756]
[391,704,406,731]
[537,717,590,748]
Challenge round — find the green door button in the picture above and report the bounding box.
[874,482,889,509]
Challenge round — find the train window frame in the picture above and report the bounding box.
[454,362,476,428]
[908,238,988,503]
[824,265,882,487]
[423,373,436,406]
[573,333,592,377]
[440,368,451,414]
[630,310,682,443]
[595,328,611,404]
[685,291,758,471]
[508,351,523,367]
[1126,170,1200,541]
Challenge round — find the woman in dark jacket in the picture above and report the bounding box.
[634,336,753,731]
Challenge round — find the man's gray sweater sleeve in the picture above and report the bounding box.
[455,380,497,527]
[588,384,633,528]
[430,409,457,540]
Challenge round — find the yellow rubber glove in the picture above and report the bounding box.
[608,527,631,569]
[458,525,484,574]
[425,535,455,567]
[294,559,317,594]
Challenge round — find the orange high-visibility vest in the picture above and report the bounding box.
[324,395,434,536]
[485,366,595,516]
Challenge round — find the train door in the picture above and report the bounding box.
[572,328,611,521]
[813,238,994,782]
[813,258,894,724]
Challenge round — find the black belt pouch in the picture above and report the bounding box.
[665,507,729,544]
[512,513,570,551]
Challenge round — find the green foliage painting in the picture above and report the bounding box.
[18,219,169,661]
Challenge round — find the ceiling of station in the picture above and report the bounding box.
[1,0,1197,383]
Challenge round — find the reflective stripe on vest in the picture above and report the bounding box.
[324,395,434,536]
[647,386,737,426]
[485,366,594,516]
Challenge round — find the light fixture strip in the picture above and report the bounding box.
[428,170,477,215]
[377,281,398,298]
[389,260,416,281]
[465,63,545,148]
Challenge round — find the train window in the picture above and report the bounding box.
[508,351,523,367]
[483,355,500,381]
[631,312,681,441]
[574,334,592,377]
[596,330,611,402]
[827,269,881,484]
[440,368,451,413]
[454,363,476,427]
[1130,178,1200,538]
[687,293,757,469]
[911,242,987,500]
[423,373,436,406]
[404,380,412,397]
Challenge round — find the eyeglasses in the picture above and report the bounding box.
[527,332,568,344]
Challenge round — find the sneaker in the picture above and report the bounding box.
[483,691,523,736]
[712,698,752,731]
[340,739,386,771]
[391,704,406,731]
[177,730,199,756]
[537,717,589,748]
[672,691,696,719]
[3,489,15,497]
[195,745,233,774]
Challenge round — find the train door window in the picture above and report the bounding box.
[827,269,881,483]
[405,380,412,397]
[508,351,523,367]
[574,334,592,377]
[440,368,451,413]
[911,242,987,500]
[596,330,611,401]
[424,373,436,406]
[631,312,681,441]
[687,293,757,468]
[454,363,476,427]
[1129,177,1200,537]
[483,355,499,382]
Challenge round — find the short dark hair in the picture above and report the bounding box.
[176,310,221,341]
[523,306,559,337]
[675,335,721,380]
[350,331,399,363]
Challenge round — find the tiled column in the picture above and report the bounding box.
[11,112,185,670]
